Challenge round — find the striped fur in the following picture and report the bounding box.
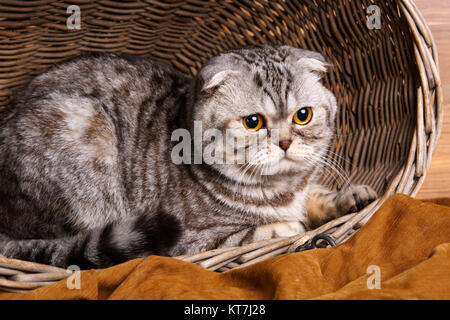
[0,47,376,268]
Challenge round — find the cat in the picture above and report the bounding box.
[0,46,377,269]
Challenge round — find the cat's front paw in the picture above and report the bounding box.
[252,221,306,242]
[336,185,378,215]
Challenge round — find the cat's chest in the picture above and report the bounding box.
[251,189,309,223]
[182,168,312,225]
[218,186,310,224]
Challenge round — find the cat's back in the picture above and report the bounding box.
[3,52,192,138]
[0,53,191,167]
[0,54,191,234]
[8,53,189,120]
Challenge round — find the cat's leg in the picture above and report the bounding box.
[306,184,378,228]
[219,221,306,247]
[250,221,306,242]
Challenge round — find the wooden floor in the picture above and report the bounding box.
[414,0,450,199]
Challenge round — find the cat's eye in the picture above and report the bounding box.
[243,114,264,131]
[293,107,313,125]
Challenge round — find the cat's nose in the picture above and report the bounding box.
[279,139,292,151]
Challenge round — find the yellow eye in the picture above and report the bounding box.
[293,107,312,125]
[243,114,264,131]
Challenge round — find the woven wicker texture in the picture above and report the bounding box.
[0,0,442,291]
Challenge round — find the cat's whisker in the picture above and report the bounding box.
[242,154,269,200]
[315,159,351,189]
[315,158,349,185]
[233,150,268,203]
[318,155,349,179]
[319,154,350,181]
[305,154,350,188]
[309,147,349,177]
[325,149,355,170]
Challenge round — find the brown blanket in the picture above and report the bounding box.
[1,194,449,300]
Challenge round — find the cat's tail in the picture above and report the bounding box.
[0,213,181,269]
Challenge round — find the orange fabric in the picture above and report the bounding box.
[1,194,450,300]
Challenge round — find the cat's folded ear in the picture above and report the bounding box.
[284,47,331,77]
[197,55,242,91]
[201,69,240,90]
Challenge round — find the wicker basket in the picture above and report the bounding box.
[0,0,442,293]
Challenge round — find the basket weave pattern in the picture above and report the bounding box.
[0,0,442,292]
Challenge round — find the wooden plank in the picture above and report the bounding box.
[415,0,450,199]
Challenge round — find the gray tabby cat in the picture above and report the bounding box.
[0,46,377,268]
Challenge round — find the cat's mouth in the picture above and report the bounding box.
[279,153,297,164]
[279,156,293,165]
[254,155,297,176]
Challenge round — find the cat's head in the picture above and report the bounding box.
[190,45,337,182]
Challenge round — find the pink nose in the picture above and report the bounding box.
[279,139,292,151]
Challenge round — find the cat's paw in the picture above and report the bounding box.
[252,221,306,242]
[336,185,378,215]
